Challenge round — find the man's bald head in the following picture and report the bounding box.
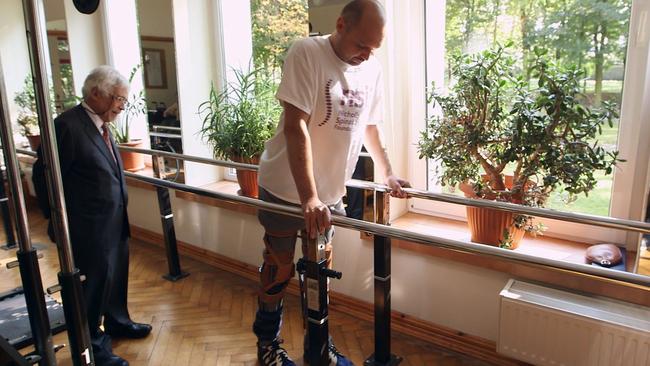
[340,0,385,30]
[330,0,385,66]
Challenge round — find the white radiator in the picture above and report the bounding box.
[498,280,650,366]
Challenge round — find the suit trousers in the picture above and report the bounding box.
[76,237,131,349]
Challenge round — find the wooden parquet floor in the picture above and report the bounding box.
[0,207,490,365]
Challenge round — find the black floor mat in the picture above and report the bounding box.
[0,288,66,349]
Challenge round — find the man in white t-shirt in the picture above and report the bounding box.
[254,1,409,365]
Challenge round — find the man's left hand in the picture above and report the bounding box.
[385,175,411,198]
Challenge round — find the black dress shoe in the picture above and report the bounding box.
[104,321,152,339]
[94,348,129,366]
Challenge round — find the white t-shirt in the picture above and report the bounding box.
[258,35,383,205]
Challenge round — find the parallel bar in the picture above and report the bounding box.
[347,181,650,235]
[122,172,650,288]
[22,145,649,286]
[113,146,650,235]
[152,125,182,132]
[149,131,182,139]
[118,146,258,171]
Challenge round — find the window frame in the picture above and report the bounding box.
[407,0,650,246]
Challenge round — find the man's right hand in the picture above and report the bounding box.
[302,198,332,239]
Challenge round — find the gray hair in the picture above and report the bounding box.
[82,65,129,100]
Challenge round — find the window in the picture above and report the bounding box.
[411,0,649,244]
[250,0,308,74]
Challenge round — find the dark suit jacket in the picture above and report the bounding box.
[53,104,130,264]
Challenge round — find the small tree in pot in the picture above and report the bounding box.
[199,68,281,198]
[418,46,623,249]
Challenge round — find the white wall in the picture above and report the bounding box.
[126,186,509,340]
[63,0,106,97]
[138,0,178,108]
[102,0,149,144]
[0,0,32,138]
[43,0,65,22]
[309,4,342,35]
[172,0,221,186]
[137,0,174,38]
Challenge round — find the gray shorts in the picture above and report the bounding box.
[257,187,345,241]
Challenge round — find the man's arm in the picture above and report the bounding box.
[364,124,410,198]
[283,102,331,238]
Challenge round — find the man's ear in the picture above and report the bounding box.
[335,16,345,33]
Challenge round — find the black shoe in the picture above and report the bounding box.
[94,348,129,366]
[104,321,152,339]
[258,339,296,366]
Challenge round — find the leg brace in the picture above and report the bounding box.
[258,230,298,312]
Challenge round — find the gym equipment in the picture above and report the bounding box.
[0,288,65,350]
[0,166,17,251]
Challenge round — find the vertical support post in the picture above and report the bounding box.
[153,155,188,281]
[151,142,167,180]
[156,186,189,281]
[0,164,17,250]
[300,234,333,366]
[365,191,402,366]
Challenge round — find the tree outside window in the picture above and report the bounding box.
[250,0,308,75]
[434,0,631,216]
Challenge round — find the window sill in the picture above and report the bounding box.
[391,212,627,267]
[390,212,647,306]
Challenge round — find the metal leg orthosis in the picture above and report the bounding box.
[297,234,341,366]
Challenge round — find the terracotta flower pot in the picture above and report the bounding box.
[118,140,145,172]
[26,135,41,151]
[232,156,259,198]
[458,175,527,249]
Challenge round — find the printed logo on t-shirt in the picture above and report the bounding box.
[318,78,366,132]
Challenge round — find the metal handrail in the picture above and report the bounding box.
[16,147,650,287]
[113,146,650,235]
[122,171,650,288]
[152,125,182,132]
[149,131,182,139]
[117,146,258,171]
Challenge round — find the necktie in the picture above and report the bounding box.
[102,124,117,163]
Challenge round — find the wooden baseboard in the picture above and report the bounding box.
[130,225,525,366]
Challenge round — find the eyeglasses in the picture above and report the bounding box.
[111,94,129,106]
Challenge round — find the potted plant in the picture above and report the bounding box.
[13,76,52,151]
[418,46,623,249]
[199,67,281,198]
[110,65,147,172]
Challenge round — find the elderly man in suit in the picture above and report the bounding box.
[50,65,152,366]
